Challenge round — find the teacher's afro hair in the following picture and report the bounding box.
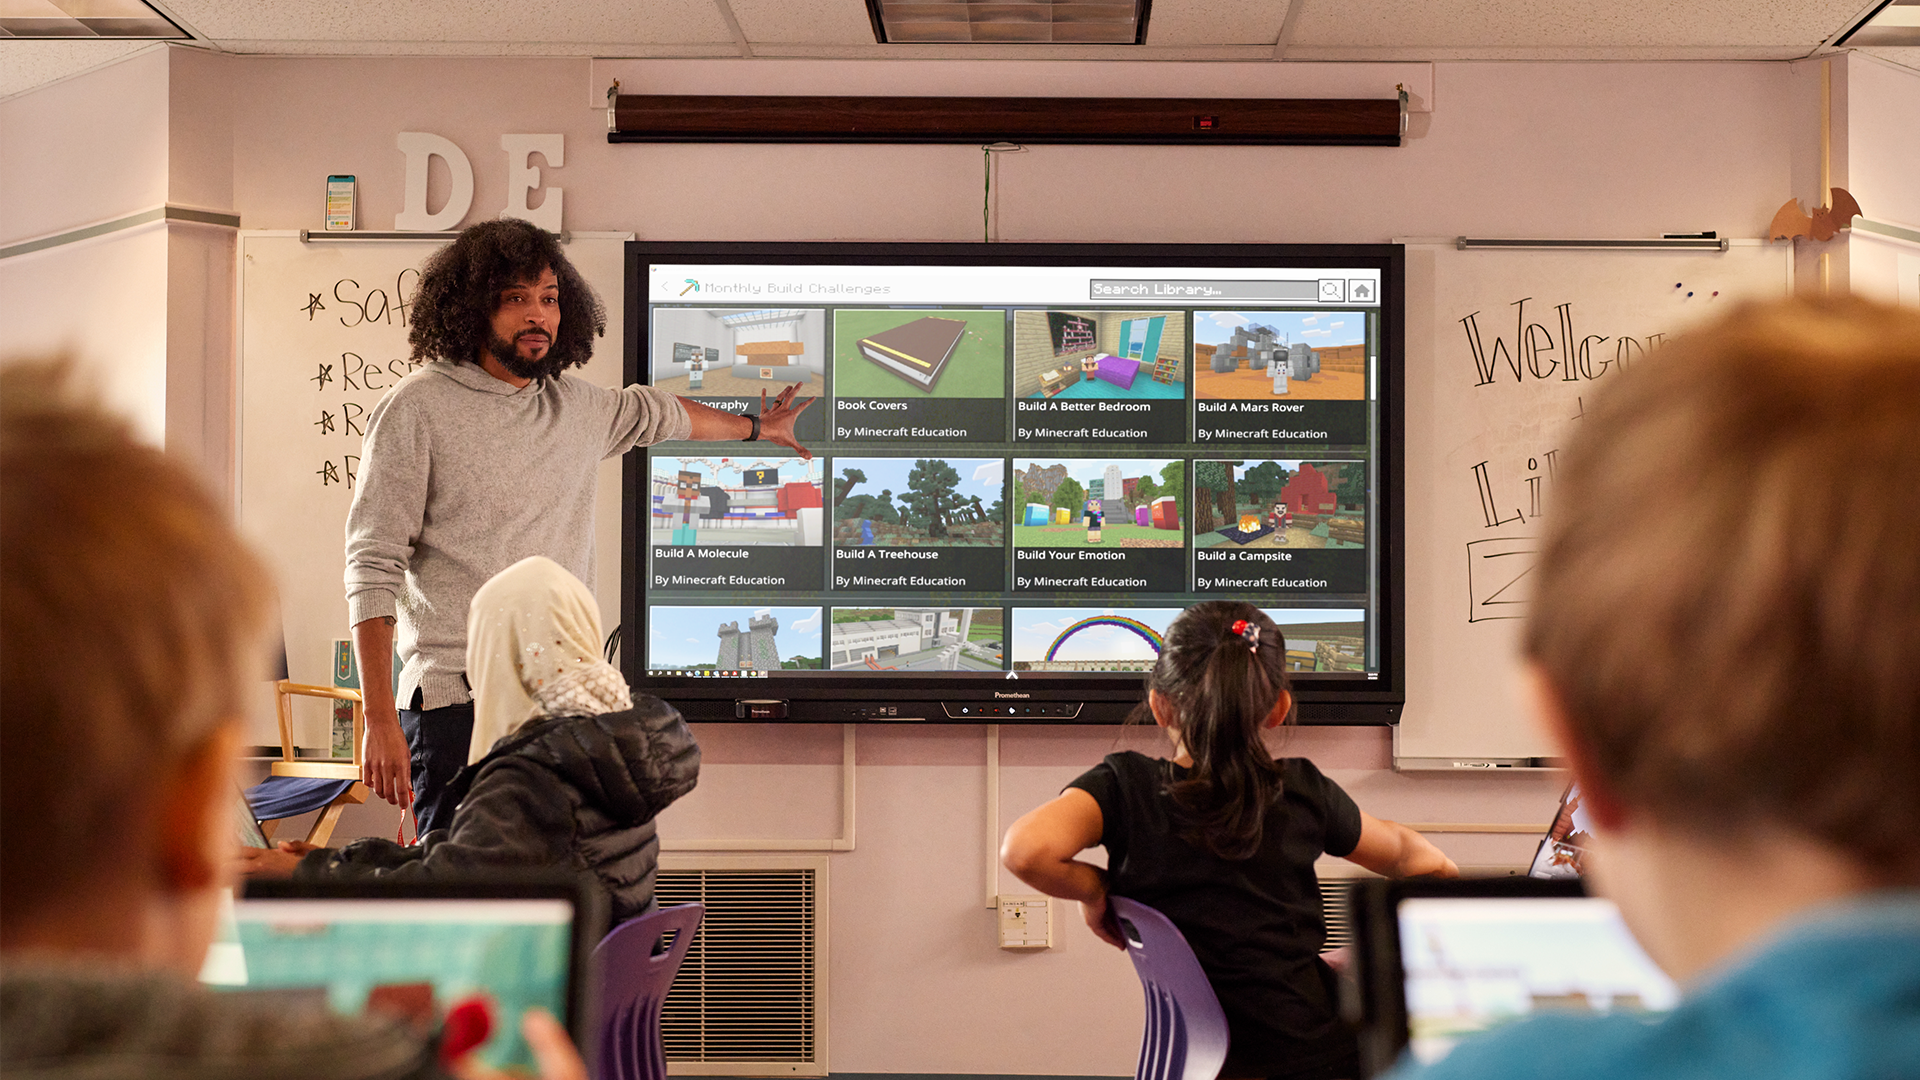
[407,219,605,370]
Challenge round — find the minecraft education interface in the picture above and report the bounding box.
[639,262,1384,680]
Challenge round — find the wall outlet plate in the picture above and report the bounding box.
[997,894,1052,949]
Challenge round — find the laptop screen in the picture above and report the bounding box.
[1347,878,1682,1075]
[207,880,591,1071]
[1394,893,1678,1065]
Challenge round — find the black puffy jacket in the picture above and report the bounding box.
[299,696,699,922]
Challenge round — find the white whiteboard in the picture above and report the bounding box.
[1395,240,1793,766]
[237,231,631,748]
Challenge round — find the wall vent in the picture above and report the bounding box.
[656,855,829,1076]
[1319,878,1354,952]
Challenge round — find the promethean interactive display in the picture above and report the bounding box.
[621,243,1404,725]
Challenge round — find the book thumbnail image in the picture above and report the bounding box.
[1192,460,1365,550]
[832,457,1005,548]
[832,309,1007,398]
[1010,607,1182,672]
[1013,459,1184,548]
[1267,607,1367,674]
[650,455,824,547]
[828,607,1004,672]
[1012,310,1188,401]
[649,605,823,672]
[1193,310,1367,401]
[651,307,827,399]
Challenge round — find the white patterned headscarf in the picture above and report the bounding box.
[466,556,633,764]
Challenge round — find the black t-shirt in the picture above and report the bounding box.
[1069,751,1364,1079]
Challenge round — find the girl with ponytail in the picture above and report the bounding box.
[1002,601,1456,1080]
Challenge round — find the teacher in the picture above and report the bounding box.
[345,219,812,833]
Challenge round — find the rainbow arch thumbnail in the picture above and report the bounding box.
[1044,616,1165,661]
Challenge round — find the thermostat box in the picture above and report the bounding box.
[997,894,1053,949]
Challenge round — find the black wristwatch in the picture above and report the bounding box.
[744,412,761,442]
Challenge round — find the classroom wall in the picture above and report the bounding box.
[1,46,170,242]
[1841,53,1920,306]
[0,44,239,485]
[20,47,1886,1074]
[0,46,173,444]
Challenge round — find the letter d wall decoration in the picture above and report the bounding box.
[395,132,474,230]
[390,132,566,233]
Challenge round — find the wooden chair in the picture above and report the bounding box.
[243,680,371,847]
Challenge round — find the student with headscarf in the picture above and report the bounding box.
[243,557,699,924]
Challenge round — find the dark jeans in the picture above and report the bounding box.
[397,697,475,837]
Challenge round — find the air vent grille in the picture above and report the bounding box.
[655,868,818,1066]
[1319,878,1354,952]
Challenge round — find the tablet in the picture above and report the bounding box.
[1346,877,1679,1076]
[219,876,601,1071]
[232,783,269,849]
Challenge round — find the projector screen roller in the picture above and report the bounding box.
[622,242,1404,725]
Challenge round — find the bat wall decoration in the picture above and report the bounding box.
[1769,187,1862,242]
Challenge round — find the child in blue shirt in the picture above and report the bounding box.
[1392,297,1920,1080]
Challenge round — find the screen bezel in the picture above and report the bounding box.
[621,241,1406,725]
[237,874,602,1055]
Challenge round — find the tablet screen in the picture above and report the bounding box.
[208,892,576,1070]
[1395,895,1679,1064]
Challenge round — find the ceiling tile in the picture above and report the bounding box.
[0,37,155,98]
[163,0,737,47]
[728,0,879,45]
[1858,44,1920,70]
[1145,0,1287,47]
[1292,0,1861,50]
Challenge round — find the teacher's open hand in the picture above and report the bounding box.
[757,384,816,459]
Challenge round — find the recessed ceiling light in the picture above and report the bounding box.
[0,0,188,39]
[1837,0,1920,46]
[866,0,1151,45]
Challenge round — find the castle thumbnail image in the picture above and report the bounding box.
[650,307,827,400]
[828,607,1003,672]
[648,606,823,672]
[1193,311,1367,401]
[1011,310,1187,401]
[831,309,1007,399]
[1192,460,1365,550]
[650,455,823,547]
[1010,607,1181,673]
[832,457,1005,548]
[1012,459,1183,548]
[1267,607,1367,674]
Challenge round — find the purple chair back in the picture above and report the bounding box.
[592,903,704,1080]
[1109,897,1230,1080]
